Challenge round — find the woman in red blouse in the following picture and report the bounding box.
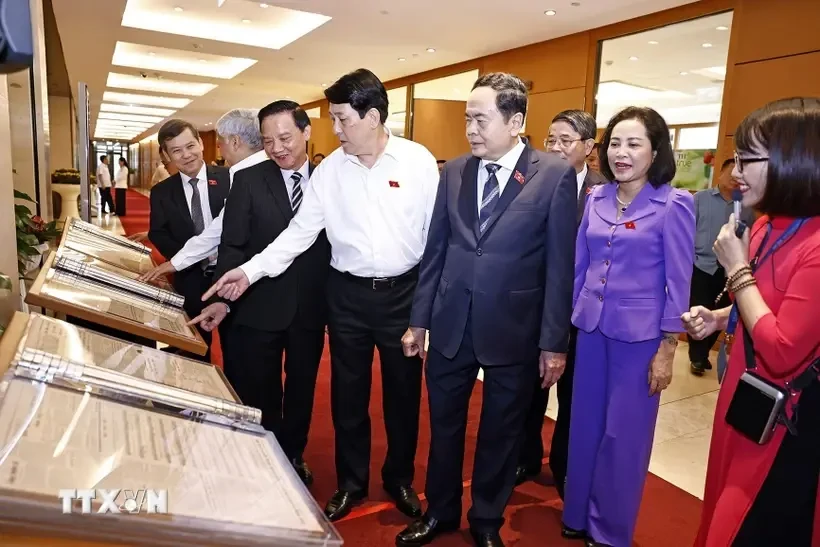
[682,97,820,546]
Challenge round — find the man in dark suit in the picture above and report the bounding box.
[190,101,330,485]
[148,119,230,361]
[397,73,577,547]
[516,110,607,499]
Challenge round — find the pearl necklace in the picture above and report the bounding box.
[616,195,632,213]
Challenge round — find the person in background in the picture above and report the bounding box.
[688,157,756,377]
[150,160,170,188]
[586,142,601,173]
[97,156,114,215]
[517,110,606,496]
[563,106,695,547]
[312,152,325,164]
[397,73,577,547]
[202,69,439,522]
[436,159,446,173]
[114,157,129,216]
[683,97,820,547]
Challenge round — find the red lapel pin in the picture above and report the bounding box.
[208,179,218,186]
[625,221,636,230]
[513,170,525,184]
[388,180,400,188]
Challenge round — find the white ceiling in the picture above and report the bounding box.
[50,0,702,141]
[596,11,732,126]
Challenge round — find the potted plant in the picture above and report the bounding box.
[15,190,63,277]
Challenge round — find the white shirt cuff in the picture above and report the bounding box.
[239,259,264,286]
[169,254,186,271]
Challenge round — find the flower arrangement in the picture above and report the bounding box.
[51,168,96,185]
[15,190,63,277]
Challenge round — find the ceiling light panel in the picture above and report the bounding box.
[97,112,166,123]
[99,103,176,117]
[106,73,217,97]
[103,91,191,109]
[112,42,256,79]
[121,0,331,51]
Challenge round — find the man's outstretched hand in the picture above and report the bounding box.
[140,261,175,283]
[188,303,229,332]
[201,268,250,301]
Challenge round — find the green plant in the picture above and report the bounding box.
[15,190,63,277]
[0,272,10,336]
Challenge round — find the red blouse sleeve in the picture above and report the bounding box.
[751,241,820,378]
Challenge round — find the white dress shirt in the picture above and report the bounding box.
[281,159,310,202]
[114,166,129,189]
[240,132,439,284]
[96,164,111,188]
[170,150,268,271]
[576,163,588,198]
[476,138,526,212]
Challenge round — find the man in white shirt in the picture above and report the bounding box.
[191,101,330,487]
[148,119,230,361]
[140,109,267,283]
[203,69,440,521]
[516,110,606,498]
[96,156,114,215]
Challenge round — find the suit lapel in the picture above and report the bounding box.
[457,156,481,242]
[170,174,195,233]
[479,145,535,240]
[594,181,665,226]
[264,163,294,221]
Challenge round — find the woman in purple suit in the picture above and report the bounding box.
[561,107,696,547]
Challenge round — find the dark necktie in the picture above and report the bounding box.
[291,172,303,212]
[479,163,501,233]
[188,178,204,235]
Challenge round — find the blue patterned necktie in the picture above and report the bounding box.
[479,163,500,233]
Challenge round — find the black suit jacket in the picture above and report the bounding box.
[148,165,230,311]
[578,167,607,222]
[213,160,330,332]
[409,145,577,366]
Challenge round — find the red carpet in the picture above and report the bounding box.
[124,187,702,545]
[117,189,224,368]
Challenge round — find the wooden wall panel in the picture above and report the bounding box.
[525,88,587,153]
[722,51,820,135]
[412,99,470,161]
[200,130,217,165]
[733,0,820,64]
[308,117,338,158]
[483,33,590,94]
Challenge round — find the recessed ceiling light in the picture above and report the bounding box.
[629,56,639,61]
[98,112,165,124]
[112,42,256,80]
[680,71,689,76]
[702,42,713,48]
[260,2,269,7]
[100,103,176,117]
[398,57,406,61]
[426,48,435,53]
[544,9,557,16]
[174,6,183,12]
[648,40,658,45]
[716,25,729,31]
[242,19,251,24]
[103,91,192,109]
[148,52,156,56]
[321,83,327,87]
[107,73,218,97]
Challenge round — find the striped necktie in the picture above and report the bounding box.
[291,172,303,212]
[479,163,500,233]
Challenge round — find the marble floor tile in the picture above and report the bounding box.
[649,426,714,499]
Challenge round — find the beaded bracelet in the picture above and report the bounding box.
[715,265,753,304]
[731,276,757,294]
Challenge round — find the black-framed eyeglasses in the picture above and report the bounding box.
[734,151,769,173]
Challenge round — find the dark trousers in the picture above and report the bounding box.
[519,325,578,498]
[178,269,214,362]
[115,188,127,216]
[100,187,115,214]
[327,267,422,493]
[425,316,536,533]
[222,321,325,461]
[688,265,730,364]
[733,379,820,546]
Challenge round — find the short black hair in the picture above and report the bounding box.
[258,100,311,131]
[158,119,199,152]
[599,106,676,187]
[735,97,820,217]
[721,157,735,171]
[436,159,446,164]
[552,109,597,141]
[99,155,107,162]
[471,72,528,122]
[324,68,389,124]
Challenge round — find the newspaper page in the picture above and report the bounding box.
[64,231,153,274]
[17,315,234,402]
[0,380,324,534]
[40,269,193,338]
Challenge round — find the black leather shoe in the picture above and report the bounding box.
[384,484,422,518]
[469,528,504,547]
[514,464,540,486]
[561,524,587,540]
[323,489,365,521]
[585,540,612,547]
[292,458,313,486]
[396,515,459,546]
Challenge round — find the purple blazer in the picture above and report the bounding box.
[571,182,695,342]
